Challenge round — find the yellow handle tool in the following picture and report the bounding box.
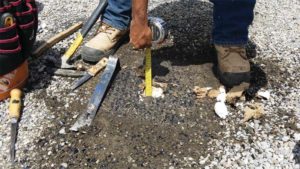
[60,33,84,69]
[9,89,22,119]
[60,0,108,68]
[145,48,152,97]
[9,88,22,163]
[62,33,84,60]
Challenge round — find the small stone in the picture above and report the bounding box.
[226,82,249,103]
[282,136,290,142]
[214,102,229,119]
[207,89,220,98]
[257,90,271,100]
[61,163,68,168]
[294,133,300,141]
[193,86,212,99]
[59,127,66,135]
[242,103,264,122]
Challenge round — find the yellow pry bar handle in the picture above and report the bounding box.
[61,0,108,61]
[145,48,152,97]
[62,33,83,60]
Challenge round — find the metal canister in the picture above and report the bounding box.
[149,17,168,44]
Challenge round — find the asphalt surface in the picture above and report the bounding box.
[0,0,299,168]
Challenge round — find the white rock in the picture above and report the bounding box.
[282,136,290,142]
[260,141,270,149]
[199,154,210,165]
[59,127,66,135]
[61,163,68,168]
[217,93,226,103]
[214,102,229,119]
[294,133,300,141]
[216,86,226,102]
[257,90,271,100]
[41,22,47,29]
[144,87,164,98]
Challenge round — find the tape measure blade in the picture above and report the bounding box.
[145,48,152,96]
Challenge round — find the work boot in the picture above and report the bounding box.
[215,45,251,87]
[81,23,128,63]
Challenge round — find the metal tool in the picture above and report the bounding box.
[145,17,168,96]
[70,56,119,131]
[71,57,108,90]
[60,0,108,69]
[47,68,85,77]
[8,89,22,163]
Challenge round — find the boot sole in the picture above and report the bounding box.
[217,68,251,88]
[82,34,129,63]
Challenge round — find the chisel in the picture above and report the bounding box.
[8,89,22,163]
[71,57,108,90]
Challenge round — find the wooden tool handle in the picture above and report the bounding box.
[32,22,83,58]
[88,57,108,76]
[9,89,22,119]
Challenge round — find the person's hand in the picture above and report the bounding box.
[130,19,152,49]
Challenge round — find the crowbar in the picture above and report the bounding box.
[70,56,119,131]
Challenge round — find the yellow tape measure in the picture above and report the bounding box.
[145,48,152,97]
[64,33,83,59]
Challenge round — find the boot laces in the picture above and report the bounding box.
[98,24,118,41]
[223,47,247,60]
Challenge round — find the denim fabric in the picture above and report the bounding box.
[102,0,132,30]
[102,0,256,45]
[211,0,256,45]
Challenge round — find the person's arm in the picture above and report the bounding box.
[130,0,152,49]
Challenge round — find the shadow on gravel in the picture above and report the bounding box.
[149,0,215,76]
[293,142,300,164]
[25,46,64,92]
[36,1,45,13]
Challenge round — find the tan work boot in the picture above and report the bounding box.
[215,45,251,87]
[81,22,128,63]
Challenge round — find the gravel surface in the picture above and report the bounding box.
[0,0,299,168]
